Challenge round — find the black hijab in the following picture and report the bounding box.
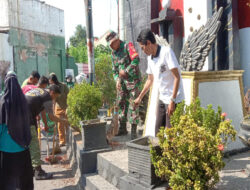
[0,73,31,148]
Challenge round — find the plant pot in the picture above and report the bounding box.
[126,136,162,188]
[239,118,250,147]
[81,119,109,151]
[98,108,108,118]
[70,125,81,133]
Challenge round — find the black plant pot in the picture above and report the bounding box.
[81,119,109,151]
[126,136,162,188]
[239,118,250,147]
[239,119,250,176]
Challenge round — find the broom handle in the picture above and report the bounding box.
[51,124,57,158]
[37,121,41,149]
[46,133,49,158]
[114,91,119,135]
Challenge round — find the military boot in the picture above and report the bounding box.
[115,122,128,136]
[131,124,137,140]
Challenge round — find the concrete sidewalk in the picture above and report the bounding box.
[216,151,250,190]
[34,131,250,190]
[34,135,77,190]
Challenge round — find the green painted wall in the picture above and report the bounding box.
[48,49,63,81]
[9,28,77,84]
[66,56,78,77]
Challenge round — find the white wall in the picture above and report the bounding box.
[0,0,9,29]
[7,0,64,36]
[0,33,14,71]
[0,33,14,90]
[198,80,245,152]
[239,27,250,92]
[183,0,212,71]
[182,78,192,105]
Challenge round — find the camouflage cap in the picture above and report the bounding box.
[105,30,118,43]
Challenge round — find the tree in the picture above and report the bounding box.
[94,45,111,58]
[69,25,87,47]
[68,43,88,63]
[95,46,116,108]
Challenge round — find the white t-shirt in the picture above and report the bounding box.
[146,45,185,104]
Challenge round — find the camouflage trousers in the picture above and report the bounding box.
[29,125,41,168]
[118,85,140,125]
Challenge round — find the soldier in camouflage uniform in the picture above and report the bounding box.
[106,31,141,139]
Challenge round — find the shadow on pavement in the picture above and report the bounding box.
[215,151,250,190]
[50,169,74,180]
[216,175,250,190]
[52,185,78,190]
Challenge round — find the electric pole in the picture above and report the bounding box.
[84,0,95,84]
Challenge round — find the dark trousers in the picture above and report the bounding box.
[0,149,34,190]
[155,100,174,135]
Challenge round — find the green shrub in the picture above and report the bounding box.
[95,52,116,108]
[151,98,237,190]
[67,82,102,129]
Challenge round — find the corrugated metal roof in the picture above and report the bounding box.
[76,63,89,75]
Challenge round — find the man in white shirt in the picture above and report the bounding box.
[134,29,184,135]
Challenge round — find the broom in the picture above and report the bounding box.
[106,92,120,145]
[112,105,119,136]
[46,113,61,155]
[113,90,120,136]
[45,124,62,164]
[51,125,62,155]
[46,132,49,159]
[37,121,42,150]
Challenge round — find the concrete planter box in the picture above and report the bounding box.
[98,108,108,118]
[239,118,250,147]
[80,119,111,175]
[126,136,161,188]
[239,118,250,176]
[81,119,109,151]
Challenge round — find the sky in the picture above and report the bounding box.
[44,0,118,43]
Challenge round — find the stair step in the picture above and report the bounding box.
[85,173,118,190]
[97,149,128,188]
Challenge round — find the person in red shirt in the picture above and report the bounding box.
[21,71,40,88]
[22,76,49,94]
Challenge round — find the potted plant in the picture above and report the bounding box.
[126,136,162,188]
[239,115,250,147]
[67,82,108,151]
[150,98,237,190]
[239,116,250,176]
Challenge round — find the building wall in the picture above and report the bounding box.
[124,0,151,74]
[0,0,9,29]
[0,0,77,84]
[66,56,78,78]
[183,0,212,40]
[8,28,66,83]
[239,28,250,91]
[213,0,240,71]
[158,0,184,60]
[0,33,14,70]
[6,0,64,36]
[124,0,212,73]
[183,0,212,71]
[0,33,14,91]
[238,1,250,91]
